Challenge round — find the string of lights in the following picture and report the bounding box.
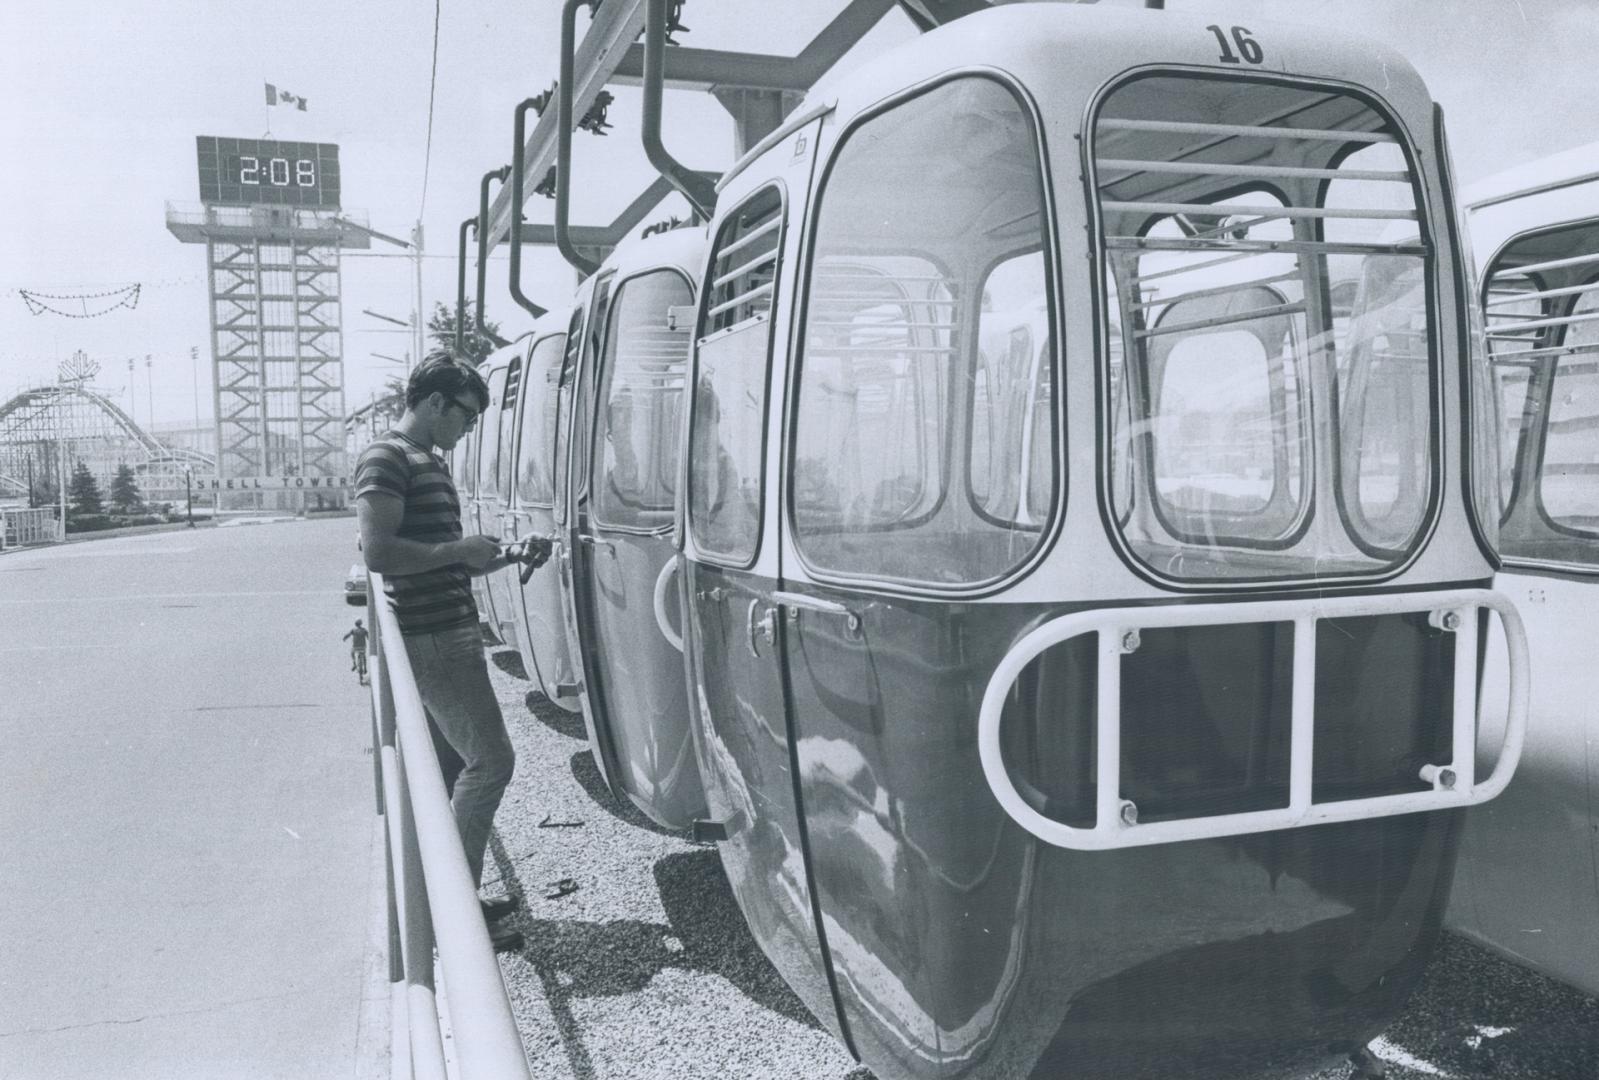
[2,275,202,296]
[18,284,142,319]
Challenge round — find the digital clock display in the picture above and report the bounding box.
[196,136,340,208]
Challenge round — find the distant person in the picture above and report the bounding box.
[342,618,369,683]
[353,357,551,952]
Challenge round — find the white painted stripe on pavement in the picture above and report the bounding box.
[46,547,199,558]
[0,589,340,605]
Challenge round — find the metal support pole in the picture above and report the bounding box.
[557,0,602,275]
[477,167,511,346]
[456,218,476,360]
[413,222,426,374]
[509,98,549,321]
[58,437,67,539]
[185,467,194,527]
[643,0,718,218]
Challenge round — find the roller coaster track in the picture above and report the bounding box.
[0,384,216,497]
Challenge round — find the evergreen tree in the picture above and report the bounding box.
[110,464,144,514]
[68,461,103,516]
[425,301,504,367]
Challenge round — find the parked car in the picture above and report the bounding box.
[344,562,367,606]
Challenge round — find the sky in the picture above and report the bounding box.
[2,0,1595,431]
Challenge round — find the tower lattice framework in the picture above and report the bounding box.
[168,203,368,509]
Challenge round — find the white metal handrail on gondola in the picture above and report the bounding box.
[978,589,1530,851]
[653,557,684,652]
[366,572,533,1080]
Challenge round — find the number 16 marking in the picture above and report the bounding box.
[1207,24,1264,65]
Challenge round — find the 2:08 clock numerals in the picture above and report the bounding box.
[235,155,316,188]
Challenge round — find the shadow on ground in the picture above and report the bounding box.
[523,689,587,740]
[484,837,863,1080]
[490,648,528,680]
[569,749,679,837]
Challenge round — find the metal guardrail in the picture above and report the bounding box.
[366,571,533,1080]
[0,507,61,549]
[978,588,1530,851]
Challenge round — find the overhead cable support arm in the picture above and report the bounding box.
[642,0,717,218]
[509,98,549,320]
[557,0,603,276]
[455,217,475,358]
[477,166,513,348]
[612,0,894,93]
[486,0,901,247]
[516,173,716,261]
[485,0,648,248]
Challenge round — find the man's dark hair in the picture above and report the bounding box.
[406,357,491,411]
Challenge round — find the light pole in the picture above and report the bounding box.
[337,217,424,375]
[190,345,202,440]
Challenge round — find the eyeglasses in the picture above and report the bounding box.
[446,397,481,428]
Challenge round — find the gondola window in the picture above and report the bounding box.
[689,186,784,563]
[1485,218,1599,566]
[1094,75,1437,582]
[594,271,692,530]
[515,333,566,508]
[792,76,1056,586]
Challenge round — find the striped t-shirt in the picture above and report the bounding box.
[354,431,479,635]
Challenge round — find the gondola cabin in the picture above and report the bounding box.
[1451,141,1599,996]
[490,307,584,712]
[473,335,534,647]
[676,6,1527,1078]
[553,228,710,828]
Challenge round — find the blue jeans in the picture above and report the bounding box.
[402,624,514,888]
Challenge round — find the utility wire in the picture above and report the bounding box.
[418,0,442,221]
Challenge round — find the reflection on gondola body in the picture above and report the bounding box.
[1451,140,1599,997]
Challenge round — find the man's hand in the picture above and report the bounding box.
[505,537,554,583]
[455,534,501,572]
[505,537,553,570]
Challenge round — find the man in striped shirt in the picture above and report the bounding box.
[354,357,547,950]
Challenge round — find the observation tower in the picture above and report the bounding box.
[166,137,366,509]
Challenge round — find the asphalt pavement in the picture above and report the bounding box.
[0,518,383,1080]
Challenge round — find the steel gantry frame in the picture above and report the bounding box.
[479,0,902,269]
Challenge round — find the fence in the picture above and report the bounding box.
[367,572,533,1080]
[0,507,61,550]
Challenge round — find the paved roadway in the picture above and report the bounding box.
[0,518,383,1080]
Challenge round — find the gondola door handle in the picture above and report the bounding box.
[771,590,862,635]
[747,599,776,658]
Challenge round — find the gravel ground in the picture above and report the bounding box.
[476,645,1598,1080]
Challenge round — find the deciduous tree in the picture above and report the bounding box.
[425,301,504,367]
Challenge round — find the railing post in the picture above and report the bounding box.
[397,760,448,1079]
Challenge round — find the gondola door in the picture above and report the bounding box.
[473,363,511,639]
[556,274,627,799]
[508,330,578,710]
[580,266,706,827]
[768,77,1063,1070]
[683,119,850,1045]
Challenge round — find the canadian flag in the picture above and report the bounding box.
[264,83,309,111]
